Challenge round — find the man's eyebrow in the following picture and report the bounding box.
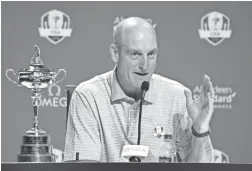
[126,48,158,54]
[127,48,142,53]
[147,48,158,55]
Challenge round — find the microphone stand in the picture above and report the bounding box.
[127,81,149,163]
[129,92,144,162]
[137,96,144,145]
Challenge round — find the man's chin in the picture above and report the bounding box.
[134,79,149,88]
[132,74,151,86]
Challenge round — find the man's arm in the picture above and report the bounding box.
[176,108,214,163]
[186,135,214,162]
[179,75,215,163]
[64,89,101,162]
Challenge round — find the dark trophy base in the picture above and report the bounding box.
[18,154,55,162]
[17,127,55,162]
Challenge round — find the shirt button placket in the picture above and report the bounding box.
[128,108,134,138]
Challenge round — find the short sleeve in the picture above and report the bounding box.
[64,90,101,161]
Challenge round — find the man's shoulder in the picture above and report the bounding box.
[152,73,186,95]
[75,70,112,94]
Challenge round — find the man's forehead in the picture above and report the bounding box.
[124,26,155,39]
[121,29,157,49]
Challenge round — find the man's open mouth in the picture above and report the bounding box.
[134,72,148,76]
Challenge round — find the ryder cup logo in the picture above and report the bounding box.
[153,126,165,138]
[39,9,72,45]
[39,84,67,107]
[198,11,232,46]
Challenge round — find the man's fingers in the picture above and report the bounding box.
[207,92,214,117]
[209,81,215,98]
[204,74,210,82]
[184,88,194,106]
[203,75,210,95]
[201,74,213,103]
[204,75,215,99]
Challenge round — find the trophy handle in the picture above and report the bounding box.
[54,69,66,84]
[6,69,21,87]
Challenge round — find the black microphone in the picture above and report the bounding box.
[129,81,149,162]
[141,81,150,100]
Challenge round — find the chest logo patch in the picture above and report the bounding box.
[153,126,165,138]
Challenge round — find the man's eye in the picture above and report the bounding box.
[148,52,157,59]
[132,52,140,56]
[131,52,141,59]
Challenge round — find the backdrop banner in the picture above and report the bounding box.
[2,1,252,163]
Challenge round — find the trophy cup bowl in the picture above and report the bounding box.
[6,45,66,162]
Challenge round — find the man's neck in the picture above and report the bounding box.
[127,91,142,102]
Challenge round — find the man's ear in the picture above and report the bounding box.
[110,44,119,63]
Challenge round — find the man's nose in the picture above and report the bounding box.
[139,55,148,72]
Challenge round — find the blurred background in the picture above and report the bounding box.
[2,1,252,163]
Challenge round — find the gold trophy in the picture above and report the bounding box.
[6,45,66,162]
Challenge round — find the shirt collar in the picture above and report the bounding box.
[110,65,157,104]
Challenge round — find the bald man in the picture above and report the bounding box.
[64,17,215,163]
